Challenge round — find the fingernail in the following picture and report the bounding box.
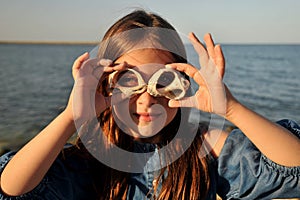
[83,52,89,57]
[165,64,173,69]
[168,100,175,107]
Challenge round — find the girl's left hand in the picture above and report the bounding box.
[167,33,229,116]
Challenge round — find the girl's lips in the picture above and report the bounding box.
[134,113,160,122]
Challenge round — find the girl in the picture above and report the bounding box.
[0,10,299,200]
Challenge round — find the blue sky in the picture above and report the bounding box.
[0,0,299,43]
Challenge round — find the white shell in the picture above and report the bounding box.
[109,68,189,99]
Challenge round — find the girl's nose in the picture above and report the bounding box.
[136,91,158,106]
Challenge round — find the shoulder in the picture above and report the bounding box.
[55,144,105,181]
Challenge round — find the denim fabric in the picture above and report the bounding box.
[0,119,299,200]
[217,119,300,199]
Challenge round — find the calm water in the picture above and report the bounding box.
[0,43,299,151]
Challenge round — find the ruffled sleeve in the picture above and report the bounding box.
[217,119,300,199]
[0,146,97,200]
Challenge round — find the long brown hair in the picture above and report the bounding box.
[74,10,210,200]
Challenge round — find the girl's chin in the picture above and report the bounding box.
[126,122,164,139]
[130,127,160,139]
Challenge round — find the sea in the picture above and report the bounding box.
[0,43,299,152]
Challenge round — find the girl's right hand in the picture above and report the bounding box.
[65,52,126,127]
[64,52,90,122]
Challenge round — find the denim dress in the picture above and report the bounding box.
[0,119,299,200]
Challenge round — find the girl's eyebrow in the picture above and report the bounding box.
[110,61,137,67]
[112,62,137,69]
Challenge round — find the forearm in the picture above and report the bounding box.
[0,110,76,196]
[226,100,300,166]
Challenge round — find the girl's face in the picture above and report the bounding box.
[112,49,178,139]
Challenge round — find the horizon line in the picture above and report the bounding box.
[0,40,300,46]
[0,40,99,45]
